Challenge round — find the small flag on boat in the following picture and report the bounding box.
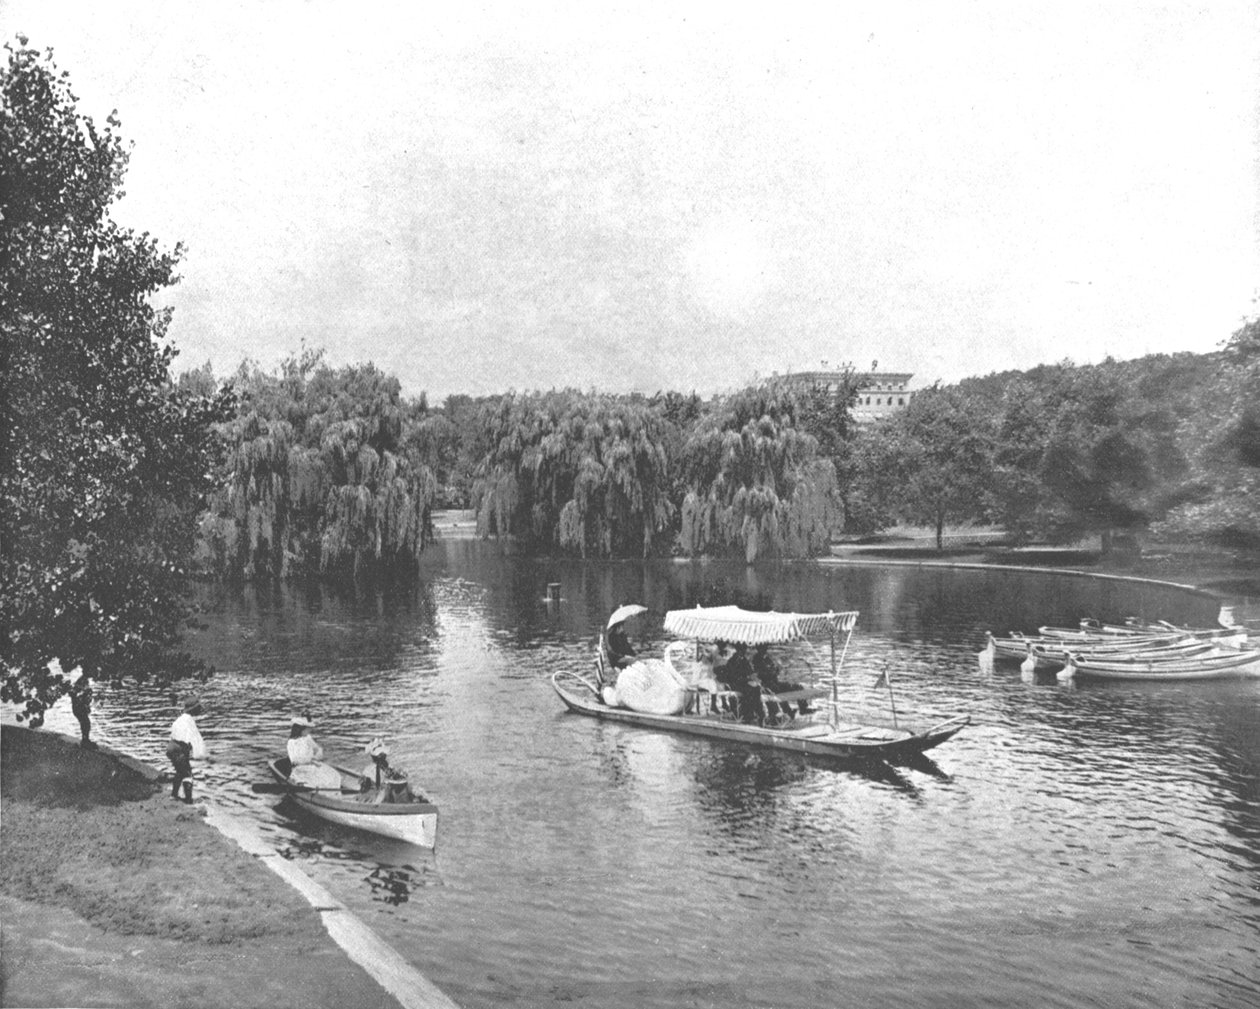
[872,670,890,689]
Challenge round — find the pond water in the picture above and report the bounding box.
[29,544,1260,1008]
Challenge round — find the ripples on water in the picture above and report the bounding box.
[10,548,1259,1009]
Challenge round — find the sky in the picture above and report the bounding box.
[3,0,1259,401]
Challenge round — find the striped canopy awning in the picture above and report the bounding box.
[662,606,859,644]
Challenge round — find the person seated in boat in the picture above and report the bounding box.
[723,643,766,725]
[361,736,392,789]
[753,644,813,718]
[381,768,415,804]
[606,618,637,669]
[287,715,342,789]
[359,737,417,804]
[708,640,733,675]
[704,640,735,713]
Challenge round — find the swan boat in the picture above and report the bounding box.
[552,606,969,763]
[267,757,439,848]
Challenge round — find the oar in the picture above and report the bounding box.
[250,782,349,794]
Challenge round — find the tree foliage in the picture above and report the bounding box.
[1,40,232,723]
[678,384,841,562]
[965,360,1199,547]
[196,354,437,580]
[471,390,676,557]
[871,387,995,548]
[1152,317,1260,547]
[405,393,492,508]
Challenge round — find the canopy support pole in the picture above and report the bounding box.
[828,617,855,728]
[829,628,837,726]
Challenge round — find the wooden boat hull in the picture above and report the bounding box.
[552,672,968,762]
[1063,650,1260,681]
[1082,619,1248,646]
[982,630,1244,672]
[983,632,1202,671]
[268,758,438,848]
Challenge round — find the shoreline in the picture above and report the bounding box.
[820,541,1259,623]
[431,510,1260,608]
[0,725,458,1009]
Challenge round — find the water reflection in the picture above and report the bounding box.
[12,545,1258,1009]
[365,865,420,906]
[269,795,443,906]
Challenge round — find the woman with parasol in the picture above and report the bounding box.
[605,603,646,670]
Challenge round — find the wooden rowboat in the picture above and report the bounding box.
[981,631,1205,669]
[1060,648,1260,681]
[268,757,439,848]
[554,607,969,764]
[1081,617,1248,645]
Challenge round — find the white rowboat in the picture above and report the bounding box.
[268,757,439,848]
[1060,648,1260,681]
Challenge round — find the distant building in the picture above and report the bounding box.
[852,372,915,423]
[776,369,916,424]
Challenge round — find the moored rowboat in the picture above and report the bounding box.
[1060,648,1260,681]
[982,621,1248,672]
[268,757,439,848]
[981,631,1210,670]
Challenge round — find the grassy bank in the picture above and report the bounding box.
[0,725,401,1009]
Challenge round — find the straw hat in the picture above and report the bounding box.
[290,714,313,728]
[181,695,203,714]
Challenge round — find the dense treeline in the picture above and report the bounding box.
[471,390,676,557]
[185,349,438,580]
[848,320,1260,551]
[187,318,1260,571]
[677,382,842,562]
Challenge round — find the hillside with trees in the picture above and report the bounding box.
[848,330,1258,553]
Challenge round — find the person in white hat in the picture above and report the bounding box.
[362,736,391,789]
[358,737,414,804]
[286,714,341,789]
[167,695,207,804]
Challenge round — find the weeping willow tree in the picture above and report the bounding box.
[470,390,676,557]
[197,356,436,580]
[679,384,842,562]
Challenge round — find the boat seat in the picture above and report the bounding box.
[767,688,829,703]
[761,686,829,726]
[784,723,834,738]
[848,727,909,741]
[828,724,872,736]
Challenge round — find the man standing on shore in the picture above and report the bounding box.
[69,672,94,748]
[166,696,207,804]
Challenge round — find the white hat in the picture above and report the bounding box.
[290,715,313,728]
[365,736,388,758]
